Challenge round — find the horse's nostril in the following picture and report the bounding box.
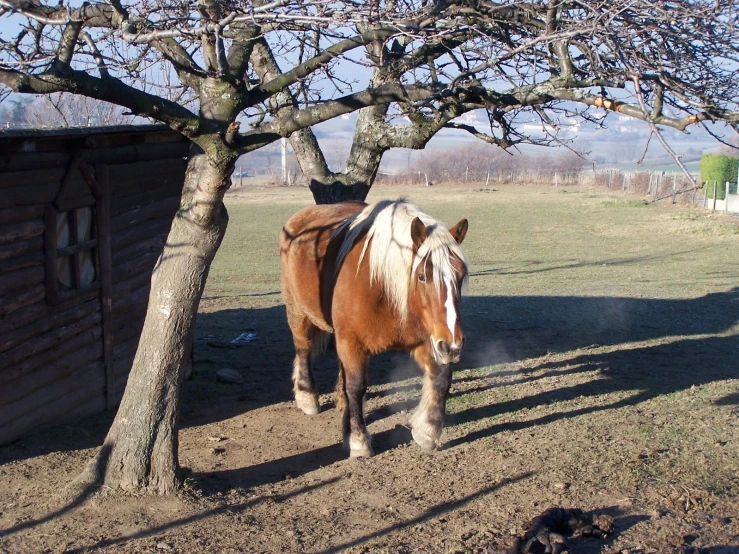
[436,340,451,356]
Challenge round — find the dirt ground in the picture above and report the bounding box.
[1,182,738,554]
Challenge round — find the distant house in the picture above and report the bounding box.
[0,125,189,444]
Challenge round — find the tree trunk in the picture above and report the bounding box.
[71,146,230,495]
[307,107,387,204]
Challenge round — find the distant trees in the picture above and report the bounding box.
[3,92,137,128]
[0,96,33,127]
[415,143,584,184]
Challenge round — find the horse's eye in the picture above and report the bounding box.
[418,273,426,282]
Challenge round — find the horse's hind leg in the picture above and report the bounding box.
[409,345,452,452]
[287,312,322,415]
[336,339,373,457]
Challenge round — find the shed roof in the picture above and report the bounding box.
[0,124,173,140]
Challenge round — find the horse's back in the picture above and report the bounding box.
[280,201,366,331]
[281,201,365,243]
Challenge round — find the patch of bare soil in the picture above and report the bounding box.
[1,183,738,554]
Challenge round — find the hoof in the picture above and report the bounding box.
[295,391,320,415]
[412,426,438,452]
[349,444,374,458]
[347,433,374,458]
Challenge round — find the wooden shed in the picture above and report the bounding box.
[0,125,189,445]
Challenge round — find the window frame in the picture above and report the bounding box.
[44,203,101,305]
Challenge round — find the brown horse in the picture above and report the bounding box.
[280,200,468,457]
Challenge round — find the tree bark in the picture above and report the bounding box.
[306,107,386,204]
[70,146,230,495]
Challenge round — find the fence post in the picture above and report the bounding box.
[726,182,730,214]
[704,181,708,207]
[485,171,490,187]
[713,181,717,211]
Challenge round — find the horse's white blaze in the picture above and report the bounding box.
[444,276,457,341]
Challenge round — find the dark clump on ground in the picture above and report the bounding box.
[501,507,615,554]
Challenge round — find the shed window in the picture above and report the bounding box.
[46,205,100,303]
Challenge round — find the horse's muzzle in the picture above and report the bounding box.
[434,339,463,365]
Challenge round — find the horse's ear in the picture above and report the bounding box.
[449,219,468,244]
[410,217,427,249]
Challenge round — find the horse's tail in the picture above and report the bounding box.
[335,361,346,413]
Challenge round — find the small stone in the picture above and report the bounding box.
[553,482,570,490]
[211,447,226,455]
[207,436,225,442]
[156,542,173,550]
[216,368,243,384]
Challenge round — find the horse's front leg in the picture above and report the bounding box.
[410,345,453,452]
[336,339,373,458]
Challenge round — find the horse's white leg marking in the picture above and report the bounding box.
[344,399,373,457]
[410,366,441,452]
[295,390,320,415]
[293,356,320,415]
[349,429,374,457]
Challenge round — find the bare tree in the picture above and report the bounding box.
[0,0,476,495]
[1,0,738,496]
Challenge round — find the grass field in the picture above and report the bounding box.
[1,182,738,553]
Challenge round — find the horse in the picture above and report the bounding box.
[279,199,468,457]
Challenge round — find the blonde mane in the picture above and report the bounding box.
[334,200,468,322]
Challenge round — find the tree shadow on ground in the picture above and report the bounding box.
[310,472,534,554]
[194,424,413,495]
[57,476,343,553]
[0,443,113,538]
[445,333,738,448]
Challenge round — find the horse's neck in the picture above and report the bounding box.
[396,307,428,346]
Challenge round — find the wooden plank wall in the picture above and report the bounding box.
[0,128,188,444]
[108,157,186,403]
